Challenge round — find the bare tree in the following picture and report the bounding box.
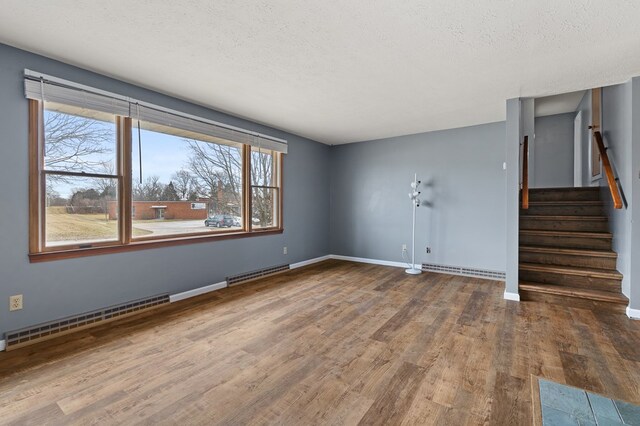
[44,111,114,177]
[171,169,195,200]
[184,139,275,225]
[250,150,275,226]
[185,140,242,213]
[92,164,117,221]
[133,175,165,201]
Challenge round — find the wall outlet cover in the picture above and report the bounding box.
[9,295,23,311]
[283,246,287,255]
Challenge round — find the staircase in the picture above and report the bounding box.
[519,187,628,312]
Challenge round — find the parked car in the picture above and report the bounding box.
[205,214,235,228]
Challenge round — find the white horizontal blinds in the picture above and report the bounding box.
[135,104,288,153]
[24,71,288,153]
[24,78,130,117]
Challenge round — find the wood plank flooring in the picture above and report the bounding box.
[1,259,639,425]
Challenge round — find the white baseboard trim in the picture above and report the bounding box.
[329,254,406,269]
[504,291,521,302]
[170,281,228,303]
[0,340,5,352]
[626,306,640,320]
[170,255,332,303]
[290,255,331,269]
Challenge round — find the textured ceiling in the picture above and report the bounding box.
[1,1,639,144]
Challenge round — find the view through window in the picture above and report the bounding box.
[43,102,120,247]
[131,121,244,238]
[30,91,284,257]
[251,147,279,228]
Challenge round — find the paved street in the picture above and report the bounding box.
[133,220,241,236]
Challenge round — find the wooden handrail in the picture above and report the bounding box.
[522,135,529,209]
[593,131,623,209]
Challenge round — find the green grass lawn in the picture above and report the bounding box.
[46,207,152,243]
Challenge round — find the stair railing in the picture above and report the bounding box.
[593,131,623,209]
[521,135,529,209]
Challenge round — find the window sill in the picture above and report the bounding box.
[28,228,284,263]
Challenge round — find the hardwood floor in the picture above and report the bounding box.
[1,259,639,425]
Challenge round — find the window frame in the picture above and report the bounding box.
[28,100,284,263]
[249,147,282,231]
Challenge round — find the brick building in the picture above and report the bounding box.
[108,201,210,220]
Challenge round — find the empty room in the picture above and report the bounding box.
[1,2,640,425]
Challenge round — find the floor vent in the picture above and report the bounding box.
[422,263,506,281]
[4,294,169,351]
[227,264,290,286]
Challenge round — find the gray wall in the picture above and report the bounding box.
[601,82,633,299]
[576,90,594,187]
[522,99,535,188]
[599,79,640,311]
[630,77,640,311]
[532,113,575,188]
[330,121,507,273]
[505,98,523,296]
[0,44,330,335]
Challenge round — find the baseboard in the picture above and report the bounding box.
[290,255,331,269]
[169,255,332,302]
[422,263,505,281]
[169,281,228,303]
[626,306,640,320]
[504,291,521,302]
[0,340,5,352]
[329,254,406,268]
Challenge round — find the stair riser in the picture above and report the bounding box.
[520,290,626,313]
[527,190,601,202]
[520,234,611,250]
[519,251,618,270]
[520,219,609,232]
[519,270,621,293]
[522,205,604,216]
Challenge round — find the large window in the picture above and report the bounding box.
[28,83,284,261]
[42,102,121,248]
[131,121,245,239]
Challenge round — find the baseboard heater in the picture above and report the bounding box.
[421,263,506,281]
[4,294,169,351]
[227,264,290,286]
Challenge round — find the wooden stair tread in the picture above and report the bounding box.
[528,187,600,192]
[520,187,626,308]
[519,282,628,304]
[519,263,623,279]
[519,246,617,258]
[519,229,612,238]
[520,215,607,221]
[526,201,602,206]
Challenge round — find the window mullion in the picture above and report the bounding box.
[121,117,133,244]
[243,144,251,232]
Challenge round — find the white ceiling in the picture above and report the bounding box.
[535,90,586,118]
[1,1,639,145]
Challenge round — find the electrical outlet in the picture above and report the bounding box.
[9,294,23,311]
[402,244,407,251]
[426,247,432,254]
[283,246,287,255]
